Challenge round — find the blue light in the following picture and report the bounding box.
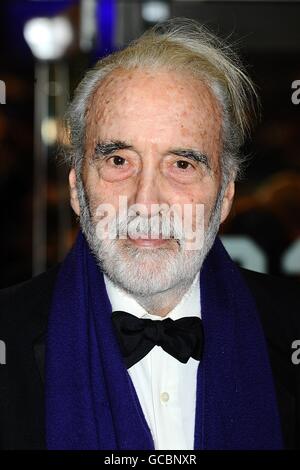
[95,0,117,58]
[5,0,77,61]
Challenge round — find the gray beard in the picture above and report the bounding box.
[76,177,224,298]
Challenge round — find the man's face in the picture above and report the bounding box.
[69,68,234,295]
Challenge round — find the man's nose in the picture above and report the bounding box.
[132,166,163,216]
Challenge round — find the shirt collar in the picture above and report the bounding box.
[104,271,201,321]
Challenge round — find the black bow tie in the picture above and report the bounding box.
[111,311,204,369]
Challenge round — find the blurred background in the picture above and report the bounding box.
[0,0,299,288]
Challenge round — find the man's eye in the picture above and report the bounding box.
[175,160,193,170]
[109,155,126,166]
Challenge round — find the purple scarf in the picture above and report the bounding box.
[45,231,283,449]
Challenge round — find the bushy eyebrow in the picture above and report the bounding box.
[93,140,211,171]
[94,140,133,156]
[169,148,211,171]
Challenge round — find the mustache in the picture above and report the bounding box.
[120,215,182,240]
[95,211,185,240]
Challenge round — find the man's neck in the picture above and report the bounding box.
[134,278,195,317]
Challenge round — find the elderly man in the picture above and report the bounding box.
[0,18,299,450]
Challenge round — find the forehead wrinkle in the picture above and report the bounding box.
[84,68,223,163]
[87,67,222,118]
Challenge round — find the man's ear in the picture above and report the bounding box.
[220,180,235,224]
[69,168,80,216]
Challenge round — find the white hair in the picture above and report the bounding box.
[64,17,258,187]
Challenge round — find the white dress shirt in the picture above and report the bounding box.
[104,272,201,450]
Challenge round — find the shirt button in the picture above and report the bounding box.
[160,392,170,403]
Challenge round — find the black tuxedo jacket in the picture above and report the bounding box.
[0,264,300,450]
